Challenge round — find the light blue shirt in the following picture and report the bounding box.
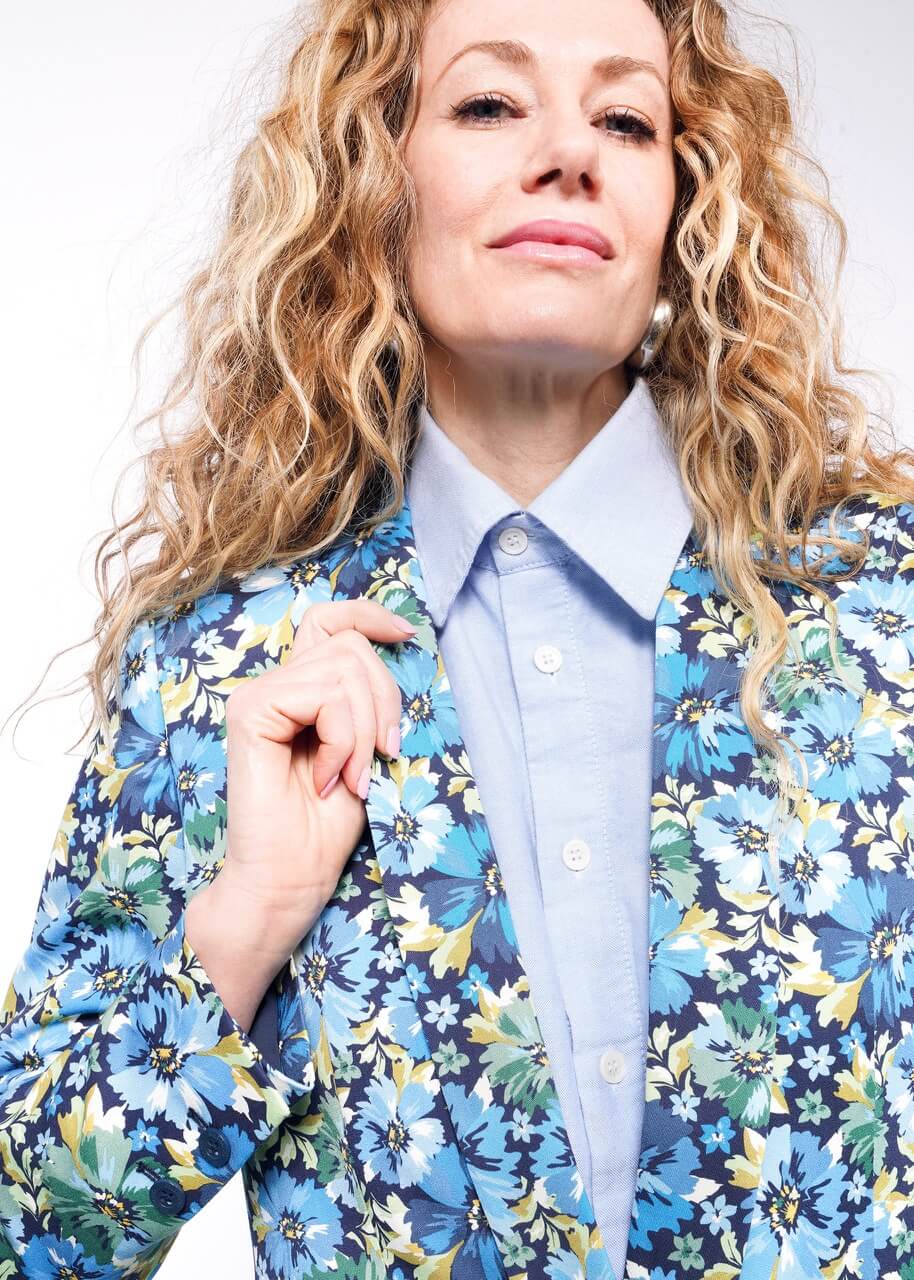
[404,373,695,1277]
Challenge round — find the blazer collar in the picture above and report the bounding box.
[406,373,694,624]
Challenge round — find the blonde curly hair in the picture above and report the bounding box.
[11,0,914,862]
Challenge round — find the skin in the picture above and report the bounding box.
[400,0,678,508]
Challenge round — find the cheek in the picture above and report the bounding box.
[408,138,502,254]
[615,180,675,272]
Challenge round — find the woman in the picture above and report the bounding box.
[2,0,913,1276]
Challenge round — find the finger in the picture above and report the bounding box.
[290,626,405,761]
[311,660,379,798]
[292,598,415,657]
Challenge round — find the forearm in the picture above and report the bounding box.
[184,873,319,1032]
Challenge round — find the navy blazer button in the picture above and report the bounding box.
[150,1177,186,1215]
[198,1126,231,1168]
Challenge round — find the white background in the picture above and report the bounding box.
[1,3,912,1275]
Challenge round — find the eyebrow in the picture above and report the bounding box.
[433,39,669,93]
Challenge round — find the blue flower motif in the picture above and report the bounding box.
[546,1243,616,1280]
[759,982,779,1011]
[440,1081,521,1229]
[237,560,332,627]
[886,1027,914,1141]
[700,1115,735,1153]
[653,654,753,781]
[369,768,453,877]
[164,723,227,822]
[405,1144,503,1278]
[0,1017,72,1106]
[818,873,914,1024]
[391,646,464,759]
[354,1071,445,1187]
[117,625,159,713]
[837,572,914,672]
[648,893,706,1015]
[778,814,852,917]
[424,993,460,1033]
[257,1165,343,1277]
[113,694,178,818]
[106,985,238,1125]
[16,876,78,1002]
[790,690,893,804]
[128,1120,160,1152]
[655,589,686,660]
[404,963,430,999]
[423,819,518,965]
[159,590,235,651]
[741,1126,850,1280]
[778,1003,812,1044]
[457,963,491,1006]
[629,1104,699,1248]
[799,1044,835,1081]
[20,1232,107,1279]
[693,785,780,896]
[295,904,380,1050]
[838,1020,866,1059]
[670,538,716,599]
[530,1100,586,1216]
[329,514,410,596]
[55,927,150,1017]
[699,1192,737,1235]
[670,1089,698,1122]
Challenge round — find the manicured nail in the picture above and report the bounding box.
[386,725,401,757]
[357,766,371,799]
[393,616,417,633]
[319,772,340,799]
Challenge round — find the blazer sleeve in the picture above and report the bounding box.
[0,616,314,1277]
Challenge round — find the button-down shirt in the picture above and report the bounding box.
[404,373,694,1277]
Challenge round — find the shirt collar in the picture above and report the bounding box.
[405,374,694,627]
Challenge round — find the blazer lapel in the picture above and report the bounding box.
[331,495,618,1278]
[626,528,793,1277]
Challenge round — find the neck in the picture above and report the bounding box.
[421,352,633,509]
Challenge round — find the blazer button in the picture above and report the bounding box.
[150,1177,186,1215]
[198,1126,231,1168]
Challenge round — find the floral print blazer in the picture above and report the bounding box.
[2,487,914,1280]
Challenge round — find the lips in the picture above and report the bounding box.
[489,219,613,259]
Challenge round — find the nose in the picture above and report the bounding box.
[525,114,605,197]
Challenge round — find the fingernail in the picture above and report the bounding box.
[386,725,401,757]
[319,772,340,799]
[393,616,417,633]
[357,766,371,799]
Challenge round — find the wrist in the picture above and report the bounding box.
[185,879,292,1032]
[209,863,326,951]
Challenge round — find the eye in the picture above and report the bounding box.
[449,94,658,144]
[602,107,658,144]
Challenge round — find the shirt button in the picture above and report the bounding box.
[498,526,528,555]
[533,644,562,674]
[599,1046,626,1085]
[562,838,591,871]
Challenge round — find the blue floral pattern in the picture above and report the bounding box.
[2,488,914,1278]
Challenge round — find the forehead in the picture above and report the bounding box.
[420,0,671,83]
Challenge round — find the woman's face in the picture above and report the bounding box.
[400,0,677,383]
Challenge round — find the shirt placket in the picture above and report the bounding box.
[492,513,647,1270]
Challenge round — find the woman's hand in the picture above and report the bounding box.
[185,598,415,1022]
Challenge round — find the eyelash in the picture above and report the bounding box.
[449,92,658,144]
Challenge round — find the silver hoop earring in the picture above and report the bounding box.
[625,296,674,370]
